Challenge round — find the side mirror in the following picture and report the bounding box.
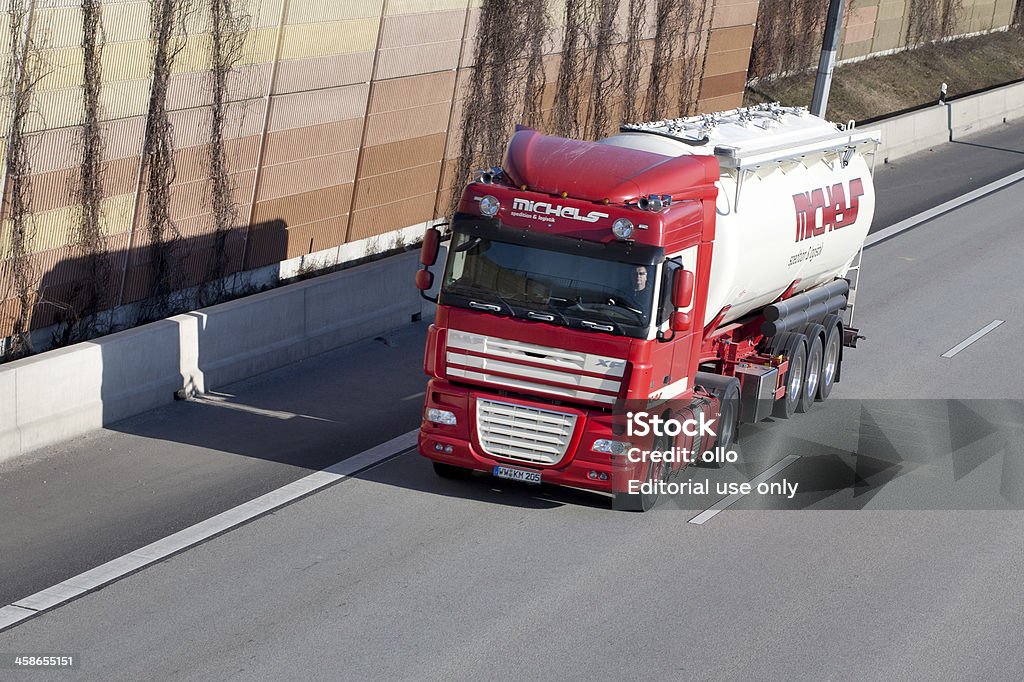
[420,227,440,267]
[415,269,434,292]
[672,269,694,308]
[670,311,691,332]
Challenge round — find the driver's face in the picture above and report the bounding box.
[632,266,648,291]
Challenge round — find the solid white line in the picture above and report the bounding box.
[688,455,801,525]
[0,429,420,633]
[941,320,1004,358]
[865,169,1024,248]
[0,605,37,630]
[400,391,426,401]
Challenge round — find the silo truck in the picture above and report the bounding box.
[414,104,879,510]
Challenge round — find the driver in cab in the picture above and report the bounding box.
[631,265,648,293]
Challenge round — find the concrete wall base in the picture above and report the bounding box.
[1,251,427,464]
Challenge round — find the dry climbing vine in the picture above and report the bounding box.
[451,0,717,213]
[749,0,827,80]
[450,0,548,215]
[586,0,621,139]
[906,0,965,46]
[2,0,43,360]
[622,0,647,123]
[201,0,250,306]
[54,0,111,346]
[551,0,596,138]
[138,0,193,323]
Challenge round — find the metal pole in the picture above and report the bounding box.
[810,0,845,118]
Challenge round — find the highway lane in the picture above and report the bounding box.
[1,149,1022,678]
[0,325,428,607]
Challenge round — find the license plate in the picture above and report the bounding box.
[493,465,541,485]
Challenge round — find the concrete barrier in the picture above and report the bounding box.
[860,105,950,162]
[0,250,424,464]
[860,80,1024,163]
[948,80,1024,136]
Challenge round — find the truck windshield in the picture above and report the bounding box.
[441,230,655,337]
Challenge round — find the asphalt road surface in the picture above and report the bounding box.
[0,120,1022,680]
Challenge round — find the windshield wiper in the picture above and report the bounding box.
[579,319,621,334]
[525,307,569,327]
[446,285,516,317]
[559,309,623,334]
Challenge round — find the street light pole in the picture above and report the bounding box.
[811,0,846,117]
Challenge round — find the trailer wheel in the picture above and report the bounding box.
[432,461,472,480]
[771,332,807,419]
[817,316,843,401]
[797,324,825,413]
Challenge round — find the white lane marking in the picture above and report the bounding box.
[191,394,333,422]
[0,429,420,633]
[866,169,1024,248]
[0,605,37,630]
[941,320,1004,358]
[401,391,426,401]
[688,455,801,525]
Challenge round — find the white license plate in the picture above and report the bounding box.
[493,465,541,484]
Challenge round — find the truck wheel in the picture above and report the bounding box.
[715,381,740,453]
[771,332,807,419]
[432,461,471,480]
[797,324,824,413]
[613,436,669,512]
[817,316,843,401]
[693,374,740,466]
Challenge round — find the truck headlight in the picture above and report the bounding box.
[592,439,630,455]
[612,218,633,239]
[426,408,457,425]
[479,195,500,217]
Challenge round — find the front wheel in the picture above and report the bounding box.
[613,437,670,512]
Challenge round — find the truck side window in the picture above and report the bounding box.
[658,258,682,326]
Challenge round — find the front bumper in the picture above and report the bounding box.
[417,379,625,493]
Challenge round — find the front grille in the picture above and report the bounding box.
[476,398,578,465]
[445,330,624,406]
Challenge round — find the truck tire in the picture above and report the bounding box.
[817,315,843,401]
[613,436,670,512]
[770,332,807,419]
[797,323,825,413]
[693,374,741,462]
[432,461,472,480]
